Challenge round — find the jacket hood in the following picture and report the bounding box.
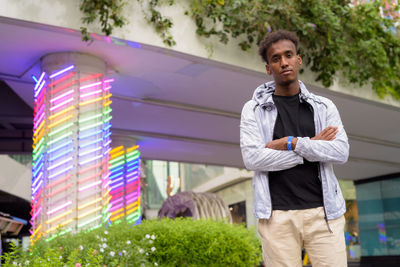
[252,80,312,107]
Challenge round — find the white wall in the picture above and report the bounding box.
[1,0,399,107]
[0,155,31,201]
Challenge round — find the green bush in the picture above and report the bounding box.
[2,218,262,266]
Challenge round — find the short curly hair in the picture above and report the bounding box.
[258,30,299,63]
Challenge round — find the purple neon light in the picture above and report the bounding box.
[49,97,74,111]
[34,80,46,98]
[126,177,139,184]
[48,166,73,179]
[78,154,103,166]
[34,111,45,130]
[126,171,139,178]
[125,195,138,205]
[50,89,74,103]
[31,206,42,221]
[110,177,124,186]
[49,65,75,79]
[104,86,111,91]
[34,72,46,91]
[109,197,124,206]
[79,81,102,91]
[80,89,102,99]
[47,201,72,215]
[34,104,45,123]
[32,180,43,195]
[78,180,102,192]
[32,171,43,188]
[109,181,124,190]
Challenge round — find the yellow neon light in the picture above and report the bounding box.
[32,224,42,237]
[104,100,112,106]
[47,114,73,129]
[49,106,75,120]
[110,146,124,154]
[79,96,103,107]
[104,93,112,99]
[77,206,102,220]
[110,211,125,222]
[46,218,74,234]
[126,145,139,153]
[77,197,102,210]
[126,202,139,212]
[110,150,125,159]
[45,209,73,225]
[34,120,46,137]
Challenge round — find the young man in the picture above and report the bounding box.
[240,30,349,267]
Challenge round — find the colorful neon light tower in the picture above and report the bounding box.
[31,53,113,242]
[109,145,141,225]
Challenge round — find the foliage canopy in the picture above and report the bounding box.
[79,0,400,99]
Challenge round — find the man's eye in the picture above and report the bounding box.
[287,53,292,58]
[272,57,279,62]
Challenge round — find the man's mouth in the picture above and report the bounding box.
[280,70,292,75]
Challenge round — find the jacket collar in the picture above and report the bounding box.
[252,80,312,108]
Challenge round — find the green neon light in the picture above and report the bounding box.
[126,154,140,162]
[77,215,102,228]
[126,150,139,158]
[48,122,74,137]
[79,121,103,132]
[33,144,45,161]
[103,116,112,123]
[111,159,126,169]
[85,224,102,233]
[103,107,112,115]
[45,228,72,242]
[47,131,73,146]
[33,137,45,154]
[109,155,125,164]
[79,113,102,124]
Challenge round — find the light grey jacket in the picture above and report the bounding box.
[240,81,349,220]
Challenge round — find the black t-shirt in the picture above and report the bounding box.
[269,93,323,210]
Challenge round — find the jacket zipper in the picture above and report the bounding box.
[318,162,333,233]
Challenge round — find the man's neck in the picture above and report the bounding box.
[274,80,300,96]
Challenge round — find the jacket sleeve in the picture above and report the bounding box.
[240,100,304,172]
[294,99,349,164]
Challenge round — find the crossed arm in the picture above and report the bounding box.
[240,100,349,172]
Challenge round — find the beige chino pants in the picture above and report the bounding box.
[258,207,347,267]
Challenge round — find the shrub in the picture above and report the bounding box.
[2,218,262,266]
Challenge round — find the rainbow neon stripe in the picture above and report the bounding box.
[109,145,141,225]
[31,65,114,243]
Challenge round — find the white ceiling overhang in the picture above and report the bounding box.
[1,16,399,181]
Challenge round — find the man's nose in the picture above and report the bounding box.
[280,57,288,67]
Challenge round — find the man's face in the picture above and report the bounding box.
[265,39,302,87]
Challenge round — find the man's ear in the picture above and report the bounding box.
[265,64,272,75]
[297,54,302,66]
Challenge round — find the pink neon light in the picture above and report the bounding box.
[49,97,73,111]
[109,197,123,206]
[34,72,46,91]
[47,201,72,215]
[49,65,75,79]
[80,89,102,99]
[78,160,105,175]
[104,78,114,83]
[125,191,138,200]
[79,81,102,91]
[48,72,75,87]
[45,174,73,189]
[34,104,45,123]
[78,73,103,83]
[126,197,139,206]
[32,180,43,195]
[31,206,42,221]
[78,170,105,184]
[45,183,73,198]
[110,202,124,212]
[104,86,112,91]
[50,89,74,103]
[79,180,102,192]
[90,33,102,40]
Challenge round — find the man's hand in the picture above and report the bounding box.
[312,126,338,141]
[265,137,287,150]
[265,126,338,150]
